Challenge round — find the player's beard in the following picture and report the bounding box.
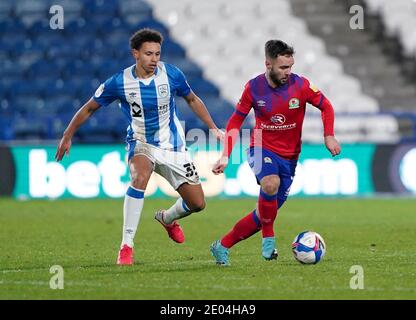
[269,70,287,87]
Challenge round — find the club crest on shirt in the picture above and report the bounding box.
[264,157,272,164]
[157,84,169,98]
[288,98,300,109]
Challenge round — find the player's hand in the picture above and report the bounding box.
[212,156,229,175]
[212,128,225,142]
[324,136,341,157]
[55,135,72,161]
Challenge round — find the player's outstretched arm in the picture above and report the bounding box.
[183,91,224,140]
[55,98,101,161]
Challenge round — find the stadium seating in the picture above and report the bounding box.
[0,0,232,142]
[149,0,380,114]
[1,0,415,143]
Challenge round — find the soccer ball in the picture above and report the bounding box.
[292,231,326,264]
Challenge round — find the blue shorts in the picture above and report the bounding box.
[247,147,297,206]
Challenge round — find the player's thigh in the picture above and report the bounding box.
[129,154,154,189]
[248,147,279,186]
[177,182,205,212]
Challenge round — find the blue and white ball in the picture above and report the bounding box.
[292,231,326,264]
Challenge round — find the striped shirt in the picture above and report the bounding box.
[93,61,190,151]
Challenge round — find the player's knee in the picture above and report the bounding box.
[188,199,206,212]
[260,176,280,195]
[261,182,278,196]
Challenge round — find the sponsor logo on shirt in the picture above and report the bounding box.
[271,114,286,124]
[288,98,300,109]
[261,123,297,130]
[158,104,169,115]
[262,114,296,131]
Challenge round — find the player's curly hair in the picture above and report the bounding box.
[130,28,163,50]
[265,40,295,59]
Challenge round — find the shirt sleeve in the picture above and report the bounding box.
[93,75,119,107]
[303,77,326,108]
[303,77,335,136]
[235,82,253,116]
[223,82,253,158]
[172,66,191,97]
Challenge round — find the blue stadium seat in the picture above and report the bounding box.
[13,96,45,115]
[136,19,170,38]
[0,61,26,78]
[34,33,65,51]
[162,40,185,57]
[52,0,83,15]
[0,116,15,140]
[28,61,61,78]
[0,0,229,142]
[62,60,96,78]
[16,0,49,27]
[28,20,54,37]
[62,19,87,36]
[42,95,78,114]
[189,78,220,97]
[85,0,118,15]
[46,43,78,60]
[13,82,40,96]
[119,0,153,26]
[105,30,131,51]
[174,98,205,131]
[0,99,13,118]
[96,61,125,80]
[167,57,203,79]
[202,97,234,129]
[13,115,49,140]
[0,19,25,34]
[0,2,13,20]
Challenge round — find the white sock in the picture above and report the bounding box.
[121,186,144,248]
[163,198,192,225]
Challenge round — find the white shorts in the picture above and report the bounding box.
[127,141,200,190]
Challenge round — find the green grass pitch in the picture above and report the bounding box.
[0,197,415,299]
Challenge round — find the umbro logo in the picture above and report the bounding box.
[257,100,266,107]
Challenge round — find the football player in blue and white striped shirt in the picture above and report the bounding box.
[55,29,224,265]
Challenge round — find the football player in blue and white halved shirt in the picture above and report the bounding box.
[56,29,224,265]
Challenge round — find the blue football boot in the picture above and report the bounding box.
[262,237,278,260]
[210,240,230,266]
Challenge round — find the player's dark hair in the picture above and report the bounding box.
[265,40,294,59]
[130,28,163,50]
